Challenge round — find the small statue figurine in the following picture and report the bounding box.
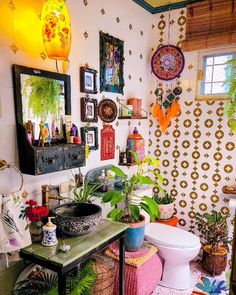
[38,121,50,147]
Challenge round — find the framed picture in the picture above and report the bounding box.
[80,66,97,94]
[100,31,124,94]
[80,126,98,150]
[81,97,98,123]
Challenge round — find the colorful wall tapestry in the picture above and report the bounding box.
[99,31,124,94]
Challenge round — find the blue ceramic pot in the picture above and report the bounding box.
[125,215,146,252]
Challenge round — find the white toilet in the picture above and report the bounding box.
[145,223,201,290]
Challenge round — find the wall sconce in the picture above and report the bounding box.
[41,0,71,62]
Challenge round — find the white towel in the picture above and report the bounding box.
[0,192,31,253]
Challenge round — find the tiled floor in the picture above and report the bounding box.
[151,261,228,295]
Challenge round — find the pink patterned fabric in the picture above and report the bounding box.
[107,242,163,295]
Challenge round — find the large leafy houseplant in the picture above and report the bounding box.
[22,76,61,121]
[102,153,163,251]
[224,59,236,132]
[102,153,163,223]
[195,211,229,275]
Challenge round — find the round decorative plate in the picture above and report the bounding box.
[98,99,117,123]
[151,45,185,81]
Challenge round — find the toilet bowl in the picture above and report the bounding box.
[145,223,201,290]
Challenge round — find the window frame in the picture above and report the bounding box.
[196,48,236,101]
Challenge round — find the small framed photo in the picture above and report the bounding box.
[80,66,97,94]
[80,126,98,150]
[80,97,98,123]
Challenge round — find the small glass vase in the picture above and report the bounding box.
[29,221,43,242]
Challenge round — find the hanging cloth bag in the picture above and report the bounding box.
[0,161,31,253]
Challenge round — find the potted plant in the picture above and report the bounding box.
[224,59,236,133]
[154,192,175,220]
[52,181,103,236]
[25,199,49,242]
[195,211,229,275]
[102,154,163,252]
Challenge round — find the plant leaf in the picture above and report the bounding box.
[102,191,116,203]
[107,208,123,222]
[130,205,140,221]
[110,165,127,179]
[138,176,156,185]
[140,202,155,222]
[142,196,160,220]
[110,193,124,206]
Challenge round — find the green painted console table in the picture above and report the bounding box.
[20,219,129,295]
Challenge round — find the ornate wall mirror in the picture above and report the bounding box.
[12,64,71,145]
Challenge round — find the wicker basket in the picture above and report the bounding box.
[93,254,116,295]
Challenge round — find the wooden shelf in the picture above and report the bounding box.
[222,186,236,194]
[118,116,148,120]
[118,162,137,167]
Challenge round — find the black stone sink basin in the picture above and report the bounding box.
[52,202,102,236]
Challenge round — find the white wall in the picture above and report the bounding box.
[0,0,154,202]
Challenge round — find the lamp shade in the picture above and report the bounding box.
[41,0,71,60]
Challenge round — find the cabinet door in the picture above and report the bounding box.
[36,146,64,175]
[64,144,85,169]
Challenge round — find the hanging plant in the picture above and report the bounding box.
[224,59,236,133]
[22,76,61,121]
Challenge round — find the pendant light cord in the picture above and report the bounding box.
[167,2,171,46]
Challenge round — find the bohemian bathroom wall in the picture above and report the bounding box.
[149,8,236,247]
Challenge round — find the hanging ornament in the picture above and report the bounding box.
[151,4,183,133]
[41,0,71,61]
[153,87,181,133]
[151,45,185,81]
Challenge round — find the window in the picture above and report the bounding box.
[196,50,236,100]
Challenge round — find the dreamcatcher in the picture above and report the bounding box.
[151,6,185,133]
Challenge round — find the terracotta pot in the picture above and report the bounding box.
[128,98,142,118]
[157,203,174,220]
[202,245,228,275]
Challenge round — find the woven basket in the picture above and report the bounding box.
[93,254,116,295]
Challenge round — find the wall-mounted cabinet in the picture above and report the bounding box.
[12,64,85,175]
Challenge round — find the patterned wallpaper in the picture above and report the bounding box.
[149,8,236,245]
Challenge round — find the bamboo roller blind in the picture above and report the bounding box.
[182,0,236,51]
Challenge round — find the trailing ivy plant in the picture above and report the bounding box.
[224,59,236,133]
[22,76,61,121]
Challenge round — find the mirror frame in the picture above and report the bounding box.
[12,64,71,127]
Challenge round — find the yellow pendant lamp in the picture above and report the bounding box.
[41,0,71,61]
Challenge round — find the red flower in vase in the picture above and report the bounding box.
[25,199,49,222]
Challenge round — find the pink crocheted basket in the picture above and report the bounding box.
[107,242,163,295]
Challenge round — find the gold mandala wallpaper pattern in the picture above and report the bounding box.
[149,9,236,247]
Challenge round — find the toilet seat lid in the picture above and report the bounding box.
[145,223,200,249]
